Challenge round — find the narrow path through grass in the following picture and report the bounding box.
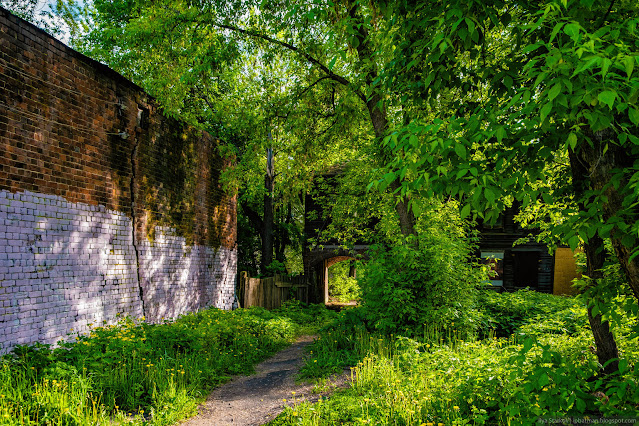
[180,335,351,426]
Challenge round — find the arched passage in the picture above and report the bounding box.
[326,256,361,304]
[303,245,369,304]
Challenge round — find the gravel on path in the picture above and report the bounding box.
[179,334,351,426]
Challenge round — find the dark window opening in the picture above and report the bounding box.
[513,251,540,288]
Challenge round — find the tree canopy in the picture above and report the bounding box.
[374,0,639,298]
[51,0,639,373]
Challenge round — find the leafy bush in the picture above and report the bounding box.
[282,290,639,425]
[263,259,287,276]
[477,288,587,338]
[359,203,485,338]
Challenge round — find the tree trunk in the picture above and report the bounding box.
[569,128,639,301]
[275,202,291,265]
[261,147,275,273]
[569,144,621,375]
[365,92,417,237]
[584,236,620,375]
[347,1,418,238]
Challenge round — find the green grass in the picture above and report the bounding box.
[0,300,336,425]
[6,290,637,425]
[270,290,639,425]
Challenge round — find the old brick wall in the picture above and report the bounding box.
[0,7,237,353]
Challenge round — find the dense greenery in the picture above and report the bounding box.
[275,290,639,425]
[0,303,336,425]
[375,1,639,360]
[359,202,485,338]
[5,0,638,422]
[327,261,361,304]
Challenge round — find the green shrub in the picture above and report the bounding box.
[359,203,485,338]
[477,289,587,338]
[285,290,639,425]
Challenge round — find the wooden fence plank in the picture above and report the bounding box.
[238,272,309,309]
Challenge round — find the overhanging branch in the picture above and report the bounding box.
[214,22,367,102]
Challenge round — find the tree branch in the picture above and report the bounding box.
[296,75,332,99]
[597,0,616,29]
[214,22,367,102]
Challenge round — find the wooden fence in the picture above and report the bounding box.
[238,272,309,309]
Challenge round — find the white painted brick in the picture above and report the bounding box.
[0,190,236,354]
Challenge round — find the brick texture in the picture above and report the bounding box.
[0,7,237,353]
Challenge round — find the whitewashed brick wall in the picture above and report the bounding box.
[0,190,237,354]
[139,226,236,320]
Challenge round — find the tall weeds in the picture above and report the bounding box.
[0,301,335,425]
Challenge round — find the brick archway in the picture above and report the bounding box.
[303,245,369,304]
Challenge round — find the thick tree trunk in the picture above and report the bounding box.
[569,142,622,375]
[347,1,418,238]
[365,92,417,237]
[569,129,639,300]
[583,236,620,375]
[275,203,291,265]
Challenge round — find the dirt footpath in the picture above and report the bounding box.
[180,335,350,426]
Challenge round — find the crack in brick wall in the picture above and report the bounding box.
[129,120,145,319]
[0,7,237,353]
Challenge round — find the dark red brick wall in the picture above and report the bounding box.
[0,7,237,352]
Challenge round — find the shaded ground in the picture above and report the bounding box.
[180,335,351,426]
[325,300,358,312]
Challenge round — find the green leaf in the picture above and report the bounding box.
[383,172,395,183]
[568,235,580,251]
[624,55,635,78]
[629,108,639,125]
[456,168,469,179]
[465,17,475,36]
[454,143,467,159]
[523,338,534,352]
[328,56,337,70]
[567,132,578,150]
[484,187,495,204]
[461,203,471,218]
[598,90,617,109]
[548,82,562,101]
[572,56,600,77]
[619,359,628,374]
[411,202,422,217]
[540,102,553,122]
[503,75,513,89]
[538,373,550,387]
[601,58,611,78]
[563,23,580,42]
[550,22,564,42]
[495,126,507,143]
